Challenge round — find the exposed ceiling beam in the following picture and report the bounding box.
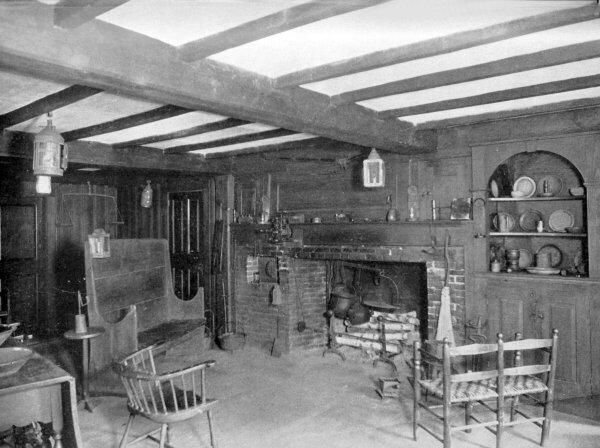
[331,39,600,106]
[0,6,429,153]
[377,74,600,119]
[274,4,599,87]
[62,105,190,141]
[0,130,215,173]
[416,97,600,130]
[179,0,391,61]
[164,128,299,154]
[0,84,102,130]
[112,117,250,148]
[54,0,130,29]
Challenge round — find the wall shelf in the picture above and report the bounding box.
[488,196,584,202]
[489,232,586,238]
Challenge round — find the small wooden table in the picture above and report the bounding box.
[0,353,82,448]
[63,326,105,412]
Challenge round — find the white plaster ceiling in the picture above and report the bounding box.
[147,123,278,149]
[405,86,600,125]
[304,19,600,96]
[2,0,600,157]
[190,133,316,155]
[99,0,309,46]
[209,0,589,77]
[7,92,161,133]
[358,57,600,112]
[84,111,228,144]
[0,71,69,115]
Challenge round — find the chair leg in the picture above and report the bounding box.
[510,397,518,422]
[464,402,473,433]
[158,424,168,448]
[413,383,420,441]
[118,413,135,448]
[443,400,451,448]
[496,397,504,448]
[541,391,553,446]
[206,410,216,448]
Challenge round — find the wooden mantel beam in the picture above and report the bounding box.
[179,0,391,61]
[274,4,599,87]
[0,5,430,153]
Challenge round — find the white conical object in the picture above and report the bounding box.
[435,285,455,345]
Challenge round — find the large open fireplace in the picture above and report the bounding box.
[232,222,470,355]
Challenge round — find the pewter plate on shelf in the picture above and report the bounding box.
[518,209,543,232]
[548,209,574,232]
[537,244,562,268]
[536,174,563,197]
[513,176,536,198]
[526,267,560,275]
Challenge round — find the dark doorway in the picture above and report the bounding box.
[168,191,205,302]
[0,199,41,335]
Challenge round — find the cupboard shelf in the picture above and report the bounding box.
[489,232,586,237]
[488,196,584,202]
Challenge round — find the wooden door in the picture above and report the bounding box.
[168,191,205,301]
[0,199,41,334]
[535,285,591,398]
[483,276,591,398]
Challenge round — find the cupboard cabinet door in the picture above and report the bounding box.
[480,277,591,398]
[536,288,591,398]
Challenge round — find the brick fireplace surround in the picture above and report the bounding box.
[233,230,468,355]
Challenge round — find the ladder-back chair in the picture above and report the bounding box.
[114,345,217,448]
[412,330,558,448]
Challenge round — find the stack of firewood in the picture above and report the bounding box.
[335,310,420,354]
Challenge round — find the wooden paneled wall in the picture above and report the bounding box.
[232,147,472,225]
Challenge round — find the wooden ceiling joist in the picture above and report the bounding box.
[112,117,250,149]
[0,7,426,152]
[0,130,211,173]
[378,73,600,119]
[62,105,190,142]
[0,84,102,130]
[179,0,391,61]
[331,40,600,106]
[164,128,299,155]
[203,136,331,159]
[415,97,600,130]
[54,0,130,29]
[274,4,599,87]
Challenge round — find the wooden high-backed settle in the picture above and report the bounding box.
[84,239,205,372]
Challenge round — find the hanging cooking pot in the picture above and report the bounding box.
[329,293,358,319]
[346,302,371,325]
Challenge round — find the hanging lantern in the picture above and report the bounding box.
[362,148,385,188]
[33,112,67,194]
[140,180,153,208]
[88,228,110,258]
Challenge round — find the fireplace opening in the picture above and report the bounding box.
[331,261,428,339]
